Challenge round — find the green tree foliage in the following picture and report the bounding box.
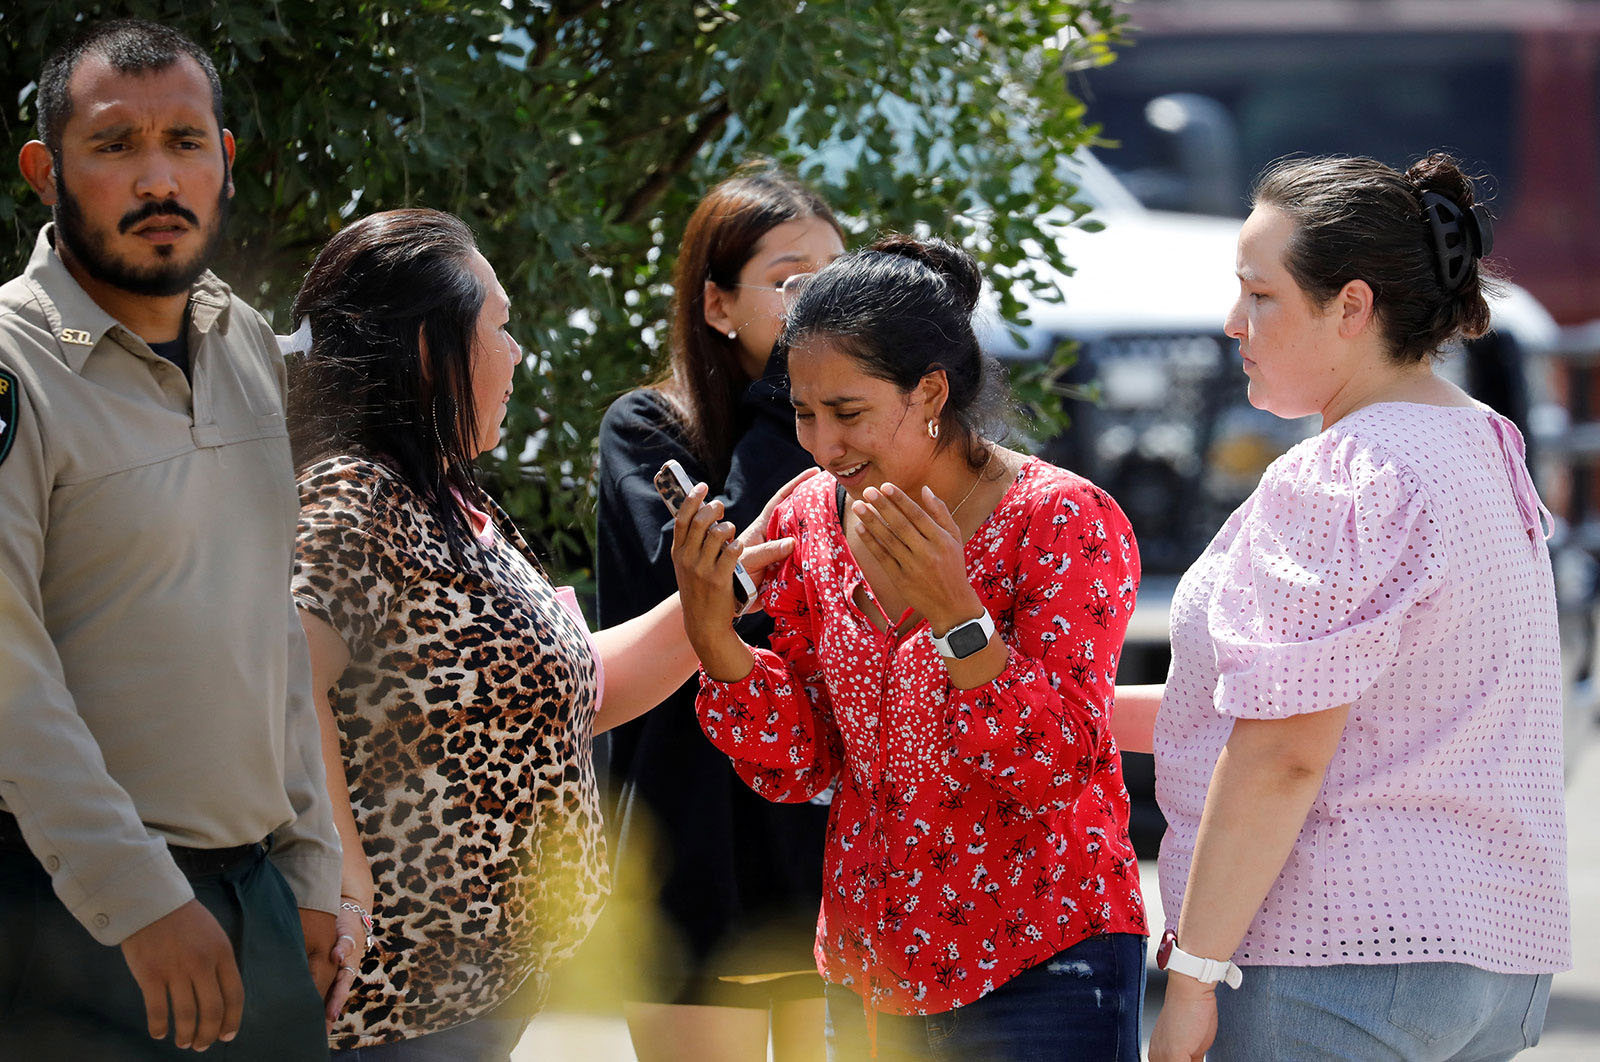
[1,0,1122,578]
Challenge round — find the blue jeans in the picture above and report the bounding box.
[331,1008,528,1062]
[1212,962,1553,1061]
[824,933,1146,1062]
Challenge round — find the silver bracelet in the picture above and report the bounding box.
[339,898,374,949]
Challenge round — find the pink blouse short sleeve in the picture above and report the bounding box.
[1208,436,1448,720]
[1156,404,1568,972]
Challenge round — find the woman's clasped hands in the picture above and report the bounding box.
[849,482,982,634]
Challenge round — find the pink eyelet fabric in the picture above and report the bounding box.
[1156,402,1570,972]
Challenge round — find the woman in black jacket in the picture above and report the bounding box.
[595,164,844,1062]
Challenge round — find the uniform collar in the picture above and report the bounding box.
[22,224,235,375]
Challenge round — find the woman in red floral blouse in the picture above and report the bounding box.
[671,235,1147,1060]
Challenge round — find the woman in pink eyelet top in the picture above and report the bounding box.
[1139,154,1571,1062]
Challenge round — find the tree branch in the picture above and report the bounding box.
[615,98,731,224]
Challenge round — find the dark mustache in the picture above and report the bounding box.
[118,200,199,234]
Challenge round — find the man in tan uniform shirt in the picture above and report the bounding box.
[0,19,340,1058]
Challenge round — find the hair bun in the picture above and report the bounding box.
[868,234,982,314]
[1407,152,1496,288]
[1405,152,1478,210]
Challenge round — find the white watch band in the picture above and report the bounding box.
[1164,943,1244,989]
[929,610,996,660]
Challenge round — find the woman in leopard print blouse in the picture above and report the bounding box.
[285,209,797,1060]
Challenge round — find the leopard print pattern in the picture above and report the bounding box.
[292,456,606,1049]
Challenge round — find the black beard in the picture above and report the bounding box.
[53,169,230,298]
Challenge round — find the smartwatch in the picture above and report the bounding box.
[929,610,996,660]
[1155,929,1244,989]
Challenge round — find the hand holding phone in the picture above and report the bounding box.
[655,459,759,612]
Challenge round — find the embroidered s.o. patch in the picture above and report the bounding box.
[0,368,17,468]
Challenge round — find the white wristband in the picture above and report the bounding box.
[1157,930,1243,989]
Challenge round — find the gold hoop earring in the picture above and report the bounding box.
[927,418,939,440]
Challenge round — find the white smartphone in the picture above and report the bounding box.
[654,459,758,612]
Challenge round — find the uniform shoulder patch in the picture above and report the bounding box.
[0,368,17,468]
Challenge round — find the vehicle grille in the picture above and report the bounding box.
[1038,331,1316,575]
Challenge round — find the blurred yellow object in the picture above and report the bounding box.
[1209,432,1281,480]
[717,970,817,985]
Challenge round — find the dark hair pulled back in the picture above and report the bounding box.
[777,234,1005,470]
[287,208,488,558]
[1252,152,1499,364]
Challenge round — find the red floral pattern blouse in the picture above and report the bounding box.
[696,457,1147,1016]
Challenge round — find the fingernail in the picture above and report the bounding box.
[221,1033,237,1042]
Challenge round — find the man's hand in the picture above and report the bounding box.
[300,908,338,1003]
[119,899,244,1051]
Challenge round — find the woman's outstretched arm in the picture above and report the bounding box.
[589,535,792,735]
[593,467,816,733]
[1111,683,1163,755]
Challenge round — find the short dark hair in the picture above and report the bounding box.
[36,18,225,154]
[1252,153,1499,364]
[777,234,1007,470]
[660,162,844,482]
[287,209,488,558]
